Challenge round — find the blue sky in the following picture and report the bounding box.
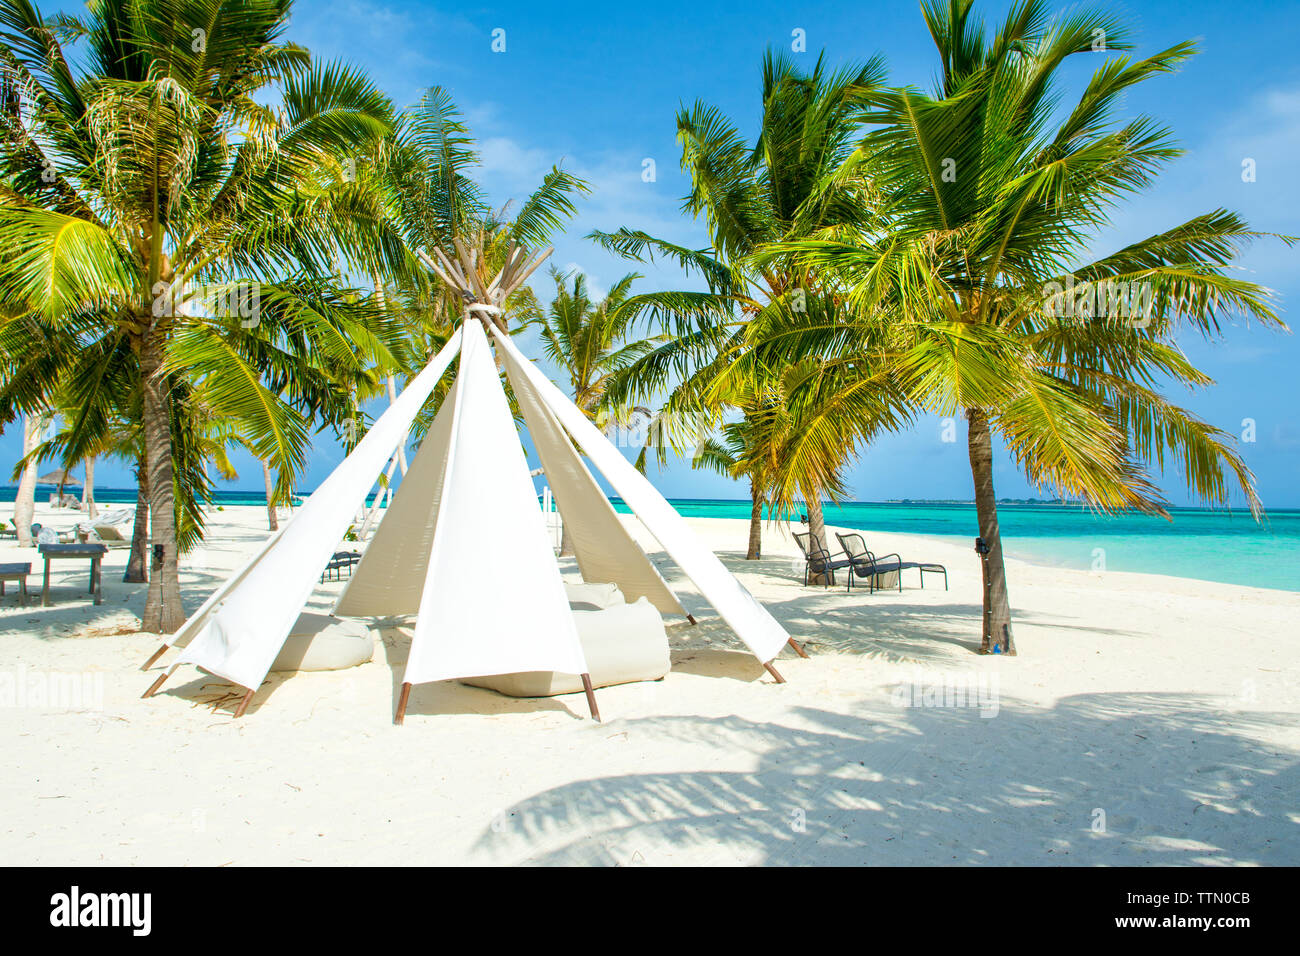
[8,0,1299,507]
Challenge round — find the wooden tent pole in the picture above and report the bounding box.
[486,244,523,300]
[580,673,601,722]
[140,643,168,671]
[686,614,697,625]
[394,681,412,725]
[416,249,461,292]
[141,669,171,698]
[232,687,256,718]
[497,246,553,301]
[787,637,809,659]
[453,237,492,303]
[764,661,786,684]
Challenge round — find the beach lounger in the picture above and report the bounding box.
[836,532,948,594]
[793,531,853,587]
[320,550,362,582]
[77,508,134,547]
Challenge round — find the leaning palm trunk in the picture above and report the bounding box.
[967,408,1015,655]
[82,455,97,519]
[139,326,185,632]
[125,461,148,583]
[806,496,831,585]
[746,481,762,559]
[261,459,278,531]
[14,413,40,546]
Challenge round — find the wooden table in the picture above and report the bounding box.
[0,562,31,606]
[38,543,107,606]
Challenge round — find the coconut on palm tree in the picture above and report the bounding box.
[754,0,1289,653]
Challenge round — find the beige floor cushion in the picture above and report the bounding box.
[563,580,625,610]
[270,613,375,673]
[462,597,669,697]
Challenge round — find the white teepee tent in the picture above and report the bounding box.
[141,246,800,723]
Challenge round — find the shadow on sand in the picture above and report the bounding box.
[471,692,1300,866]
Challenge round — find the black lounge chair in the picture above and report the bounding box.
[321,550,361,582]
[793,531,854,587]
[836,532,948,594]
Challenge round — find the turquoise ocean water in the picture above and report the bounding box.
[4,486,1296,592]
[610,498,1299,593]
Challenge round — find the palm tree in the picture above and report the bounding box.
[519,268,659,553]
[368,86,589,446]
[593,50,887,566]
[12,409,44,543]
[0,0,402,631]
[521,268,657,417]
[755,0,1289,653]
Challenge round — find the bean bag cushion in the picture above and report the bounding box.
[462,597,669,697]
[563,580,625,610]
[270,613,375,673]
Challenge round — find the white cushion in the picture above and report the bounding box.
[563,581,625,609]
[462,597,669,697]
[270,613,375,673]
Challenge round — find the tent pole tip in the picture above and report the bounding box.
[686,614,697,626]
[787,637,809,659]
[232,687,255,718]
[395,682,412,725]
[141,671,169,699]
[580,673,601,722]
[763,661,786,684]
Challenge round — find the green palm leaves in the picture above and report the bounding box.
[740,0,1288,651]
[521,268,659,418]
[594,50,890,562]
[0,0,407,630]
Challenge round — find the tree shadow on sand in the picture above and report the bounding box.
[472,692,1299,866]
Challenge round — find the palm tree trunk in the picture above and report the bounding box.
[386,375,409,476]
[262,459,279,531]
[374,277,409,479]
[125,460,148,583]
[139,326,185,632]
[966,408,1015,654]
[82,455,97,519]
[746,480,762,559]
[807,495,831,585]
[15,413,41,546]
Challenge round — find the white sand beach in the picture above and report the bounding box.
[1,502,1297,866]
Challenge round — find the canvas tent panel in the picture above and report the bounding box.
[503,352,685,617]
[334,376,461,618]
[163,525,285,649]
[489,324,790,665]
[169,329,464,691]
[403,321,587,685]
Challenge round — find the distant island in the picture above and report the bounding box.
[885,498,1073,506]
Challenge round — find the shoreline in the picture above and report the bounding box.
[5,498,1297,593]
